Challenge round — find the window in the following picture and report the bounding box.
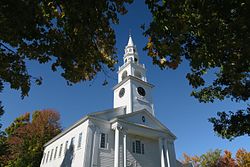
[78,133,82,148]
[122,71,127,80]
[42,153,46,164]
[142,116,146,123]
[46,151,50,163]
[50,149,54,161]
[142,143,145,154]
[132,140,145,154]
[100,133,107,148]
[132,142,135,153]
[54,146,58,160]
[134,58,137,62]
[65,141,68,154]
[71,137,75,146]
[136,140,141,154]
[59,144,63,157]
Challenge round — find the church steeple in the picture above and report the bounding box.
[123,34,140,65]
[127,34,134,46]
[113,34,155,116]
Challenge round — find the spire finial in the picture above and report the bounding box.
[129,29,132,37]
[127,29,134,46]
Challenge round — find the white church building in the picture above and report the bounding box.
[40,35,184,167]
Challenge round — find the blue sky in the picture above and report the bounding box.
[1,0,249,159]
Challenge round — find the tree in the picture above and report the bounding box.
[199,149,221,167]
[236,149,250,167]
[182,152,200,167]
[0,109,61,167]
[182,149,250,167]
[0,103,8,167]
[0,0,133,110]
[143,0,250,140]
[218,150,237,167]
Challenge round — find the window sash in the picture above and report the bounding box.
[42,153,46,164]
[46,151,50,163]
[135,140,141,154]
[64,141,68,154]
[50,149,54,161]
[142,143,144,154]
[59,144,63,157]
[78,133,82,148]
[132,142,135,153]
[54,146,58,159]
[100,133,106,148]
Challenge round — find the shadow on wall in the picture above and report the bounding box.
[60,143,74,167]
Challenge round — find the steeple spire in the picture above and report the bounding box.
[123,34,139,65]
[127,35,134,46]
[127,30,134,46]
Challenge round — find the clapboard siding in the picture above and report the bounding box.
[127,135,161,167]
[99,131,114,167]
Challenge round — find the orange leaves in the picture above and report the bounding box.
[236,149,250,167]
[182,149,250,167]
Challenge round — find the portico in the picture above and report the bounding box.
[111,114,176,167]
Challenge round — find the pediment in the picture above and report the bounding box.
[116,109,176,138]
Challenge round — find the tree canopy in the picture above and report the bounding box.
[182,149,250,167]
[143,0,250,140]
[0,0,132,108]
[0,0,249,139]
[0,109,61,167]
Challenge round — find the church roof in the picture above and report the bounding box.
[44,106,176,147]
[44,107,126,147]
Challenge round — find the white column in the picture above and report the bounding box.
[83,124,95,167]
[165,140,177,167]
[159,138,166,167]
[91,128,100,166]
[166,146,170,167]
[114,127,120,167]
[123,133,127,167]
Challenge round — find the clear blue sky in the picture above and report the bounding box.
[1,0,249,159]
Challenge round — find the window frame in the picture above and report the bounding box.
[46,151,50,163]
[59,143,63,157]
[78,133,82,148]
[99,133,108,149]
[54,146,58,160]
[42,153,46,164]
[132,140,145,155]
[64,140,68,155]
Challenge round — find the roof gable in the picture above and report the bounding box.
[116,109,176,139]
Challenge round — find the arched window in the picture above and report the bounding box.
[122,71,127,80]
[134,70,142,79]
[134,58,138,62]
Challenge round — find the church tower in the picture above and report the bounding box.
[113,35,155,116]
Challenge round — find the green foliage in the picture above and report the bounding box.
[144,0,250,139]
[199,149,221,167]
[5,112,30,136]
[0,0,133,107]
[209,107,250,140]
